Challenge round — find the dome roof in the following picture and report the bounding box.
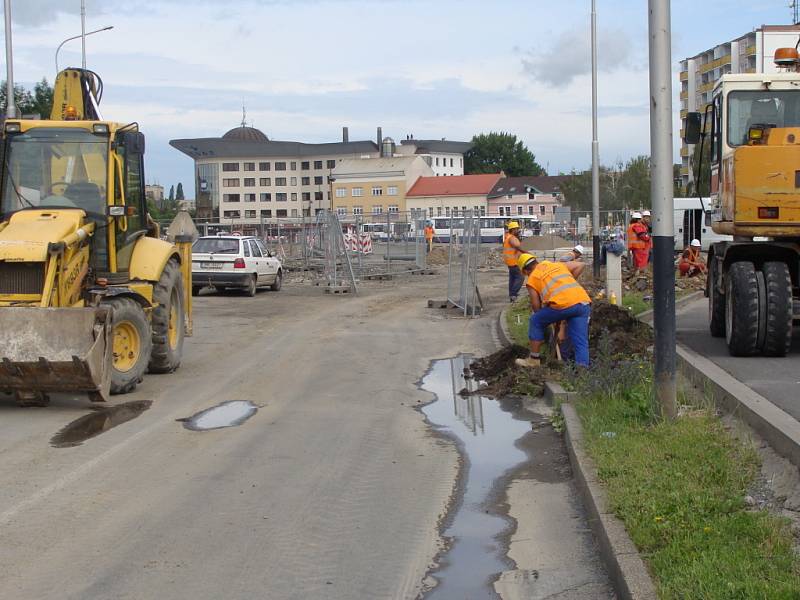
[222,126,269,143]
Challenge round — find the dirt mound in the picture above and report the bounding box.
[468,345,558,398]
[520,235,573,252]
[590,302,652,359]
[426,246,449,266]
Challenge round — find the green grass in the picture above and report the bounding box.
[573,364,800,599]
[506,299,531,347]
[622,292,650,316]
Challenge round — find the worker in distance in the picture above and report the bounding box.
[502,221,524,302]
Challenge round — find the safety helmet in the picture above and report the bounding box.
[573,244,585,255]
[517,252,537,271]
[642,210,651,216]
[506,221,521,230]
[690,239,701,247]
[631,211,642,219]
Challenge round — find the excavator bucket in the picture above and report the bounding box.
[0,307,112,405]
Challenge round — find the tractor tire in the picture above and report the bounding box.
[725,261,761,356]
[106,297,152,394]
[149,259,185,374]
[708,257,725,338]
[270,270,282,291]
[761,261,793,357]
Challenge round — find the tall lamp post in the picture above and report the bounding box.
[591,0,601,278]
[55,25,113,73]
[4,0,15,118]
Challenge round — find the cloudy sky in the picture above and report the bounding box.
[3,0,792,195]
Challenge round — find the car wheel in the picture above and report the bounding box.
[245,275,257,297]
[271,270,283,291]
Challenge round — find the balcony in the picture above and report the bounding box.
[680,71,689,82]
[699,54,731,74]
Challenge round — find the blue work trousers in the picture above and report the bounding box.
[508,266,524,300]
[529,303,592,366]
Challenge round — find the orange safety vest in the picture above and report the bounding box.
[527,261,591,310]
[424,226,434,240]
[627,223,646,250]
[503,232,520,267]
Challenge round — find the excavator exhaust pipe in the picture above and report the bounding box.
[0,307,112,406]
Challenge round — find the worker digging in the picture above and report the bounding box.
[502,221,524,302]
[514,253,592,369]
[679,239,706,278]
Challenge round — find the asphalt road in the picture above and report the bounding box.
[0,270,609,599]
[676,298,800,421]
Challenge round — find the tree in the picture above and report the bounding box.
[560,155,652,212]
[686,141,710,197]
[31,79,54,118]
[168,185,175,202]
[0,78,53,117]
[176,183,185,201]
[464,132,545,177]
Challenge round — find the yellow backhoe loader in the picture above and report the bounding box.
[0,68,194,406]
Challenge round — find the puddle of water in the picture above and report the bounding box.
[179,400,258,431]
[422,355,531,599]
[50,401,152,448]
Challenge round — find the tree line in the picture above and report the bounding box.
[0,79,54,118]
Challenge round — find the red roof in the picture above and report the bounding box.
[407,173,503,197]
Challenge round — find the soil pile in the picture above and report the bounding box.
[426,246,450,266]
[590,302,652,359]
[467,345,558,398]
[520,235,573,252]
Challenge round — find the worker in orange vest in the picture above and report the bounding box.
[515,253,591,367]
[424,222,435,253]
[678,239,706,277]
[627,212,650,274]
[503,221,524,302]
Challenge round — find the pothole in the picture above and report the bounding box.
[421,355,531,598]
[179,400,258,431]
[51,401,152,448]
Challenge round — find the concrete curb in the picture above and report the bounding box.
[561,404,659,600]
[497,305,514,347]
[637,290,703,323]
[543,381,577,405]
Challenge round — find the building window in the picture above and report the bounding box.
[428,207,434,217]
[540,205,546,215]
[223,210,240,218]
[371,186,383,196]
[275,177,287,186]
[388,205,399,213]
[244,178,255,187]
[291,193,298,201]
[223,178,239,187]
[223,194,240,202]
[301,161,310,170]
[336,207,347,217]
[437,207,442,216]
[327,160,336,169]
[435,157,440,166]
[353,206,363,215]
[275,162,287,171]
[445,207,450,216]
[290,177,297,186]
[291,209,298,217]
[387,186,398,196]
[314,160,323,169]
[528,205,535,215]
[243,162,255,172]
[517,206,523,215]
[462,206,467,214]
[245,210,256,218]
[498,206,504,216]
[244,193,256,202]
[450,158,454,167]
[314,191,323,201]
[480,206,486,216]
[372,205,383,215]
[301,177,310,185]
[352,187,363,197]
[259,162,270,171]
[290,161,297,170]
[261,209,272,218]
[314,176,324,185]
[260,193,272,202]
[276,209,287,218]
[335,188,346,198]
[302,192,311,201]
[276,193,287,202]
[259,178,271,186]
[222,163,239,172]
[552,205,557,214]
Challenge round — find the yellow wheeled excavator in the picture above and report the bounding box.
[0,68,194,406]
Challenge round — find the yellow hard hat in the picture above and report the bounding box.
[517,252,537,270]
[506,221,521,230]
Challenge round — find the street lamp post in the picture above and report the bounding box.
[591,0,601,279]
[4,0,16,118]
[55,25,113,73]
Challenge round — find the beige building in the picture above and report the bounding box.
[330,156,433,217]
[145,184,165,207]
[679,24,800,188]
[170,125,379,223]
[405,173,502,218]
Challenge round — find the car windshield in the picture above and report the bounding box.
[1,127,109,217]
[728,90,800,146]
[193,238,240,254]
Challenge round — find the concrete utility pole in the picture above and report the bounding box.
[590,0,601,279]
[80,0,87,69]
[3,0,15,118]
[648,0,677,419]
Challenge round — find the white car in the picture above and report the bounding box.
[191,235,283,297]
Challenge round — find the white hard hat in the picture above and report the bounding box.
[642,210,651,216]
[573,244,585,255]
[691,239,701,247]
[631,211,642,219]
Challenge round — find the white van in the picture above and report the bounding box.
[673,197,732,252]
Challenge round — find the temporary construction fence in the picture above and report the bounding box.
[446,210,482,317]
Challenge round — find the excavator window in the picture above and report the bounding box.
[727,90,800,146]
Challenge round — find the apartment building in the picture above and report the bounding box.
[406,173,502,218]
[486,176,567,220]
[170,126,379,223]
[679,24,800,188]
[396,137,473,176]
[330,156,433,217]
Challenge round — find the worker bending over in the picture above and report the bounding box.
[678,239,706,277]
[559,244,584,263]
[515,253,592,368]
[503,221,524,302]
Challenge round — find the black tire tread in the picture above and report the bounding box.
[105,297,152,394]
[149,259,185,374]
[762,261,793,357]
[708,257,725,337]
[271,270,282,292]
[726,261,760,357]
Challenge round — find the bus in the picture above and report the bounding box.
[431,216,541,243]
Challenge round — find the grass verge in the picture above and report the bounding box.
[570,354,800,599]
[506,299,530,347]
[622,292,649,316]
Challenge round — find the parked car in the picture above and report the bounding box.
[191,235,283,296]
